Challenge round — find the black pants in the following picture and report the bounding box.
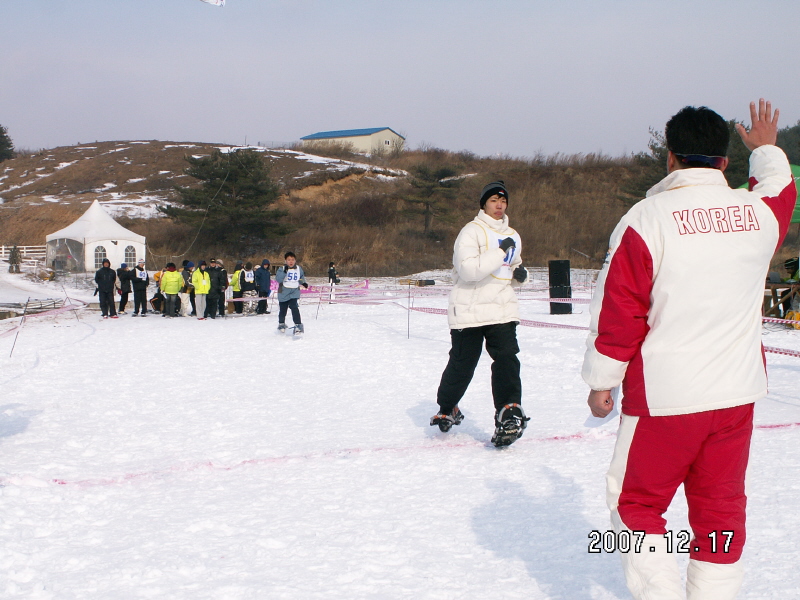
[232,290,244,314]
[218,292,227,316]
[118,291,129,312]
[436,322,521,412]
[133,289,148,314]
[278,298,301,324]
[257,291,270,314]
[189,290,196,315]
[206,292,220,318]
[98,290,117,317]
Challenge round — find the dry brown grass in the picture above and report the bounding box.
[2,142,796,276]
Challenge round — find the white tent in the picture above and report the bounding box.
[45,200,146,272]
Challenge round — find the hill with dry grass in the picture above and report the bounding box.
[1,141,796,276]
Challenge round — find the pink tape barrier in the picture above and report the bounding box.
[407,307,800,357]
[3,421,798,489]
[0,299,86,339]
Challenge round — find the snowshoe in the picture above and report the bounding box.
[277,323,287,333]
[491,403,529,448]
[430,406,464,433]
[293,323,304,336]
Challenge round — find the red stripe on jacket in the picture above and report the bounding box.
[596,226,653,415]
[749,176,796,249]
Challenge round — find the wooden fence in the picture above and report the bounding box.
[0,245,47,260]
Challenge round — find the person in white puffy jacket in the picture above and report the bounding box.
[430,181,530,447]
[584,100,795,600]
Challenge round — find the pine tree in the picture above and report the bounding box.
[777,121,800,165]
[160,148,288,246]
[0,125,15,162]
[403,164,461,235]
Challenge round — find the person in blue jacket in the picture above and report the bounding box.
[275,252,308,333]
[255,259,272,315]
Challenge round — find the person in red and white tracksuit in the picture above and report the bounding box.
[583,100,795,600]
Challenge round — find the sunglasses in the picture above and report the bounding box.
[675,154,726,170]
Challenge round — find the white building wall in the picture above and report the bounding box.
[303,130,404,155]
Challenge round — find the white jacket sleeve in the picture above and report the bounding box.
[453,224,506,283]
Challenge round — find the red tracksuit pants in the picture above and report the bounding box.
[607,403,753,564]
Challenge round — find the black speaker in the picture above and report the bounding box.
[549,259,572,315]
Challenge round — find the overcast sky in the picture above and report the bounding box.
[2,0,799,158]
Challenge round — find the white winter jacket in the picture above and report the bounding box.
[582,145,795,416]
[447,210,523,329]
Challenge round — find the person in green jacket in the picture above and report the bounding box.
[230,261,244,315]
[191,261,211,321]
[159,263,184,318]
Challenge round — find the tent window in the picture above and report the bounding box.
[124,246,136,265]
[94,246,107,269]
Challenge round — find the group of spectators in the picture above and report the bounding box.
[94,257,274,320]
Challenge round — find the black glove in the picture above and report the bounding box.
[513,266,528,283]
[283,264,290,272]
[499,237,515,252]
[302,282,309,289]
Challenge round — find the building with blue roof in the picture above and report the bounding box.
[300,127,405,155]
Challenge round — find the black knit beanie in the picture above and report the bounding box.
[479,181,508,209]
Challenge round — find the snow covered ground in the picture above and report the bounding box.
[0,269,799,599]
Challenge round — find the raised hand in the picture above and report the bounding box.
[735,98,779,151]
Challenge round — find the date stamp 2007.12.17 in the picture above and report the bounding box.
[588,530,734,554]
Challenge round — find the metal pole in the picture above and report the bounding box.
[407,281,412,339]
[61,284,81,322]
[9,297,30,358]
[315,287,323,320]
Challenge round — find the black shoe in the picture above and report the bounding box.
[430,406,464,432]
[491,404,529,447]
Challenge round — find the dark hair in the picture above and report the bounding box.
[284,251,296,259]
[245,261,253,270]
[329,262,335,268]
[166,262,176,269]
[665,106,729,158]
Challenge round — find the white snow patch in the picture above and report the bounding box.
[273,148,407,176]
[164,144,198,149]
[56,161,77,170]
[369,174,400,182]
[125,178,145,184]
[158,171,171,175]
